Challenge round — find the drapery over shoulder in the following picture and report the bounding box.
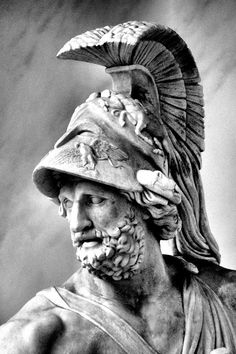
[183,275,236,353]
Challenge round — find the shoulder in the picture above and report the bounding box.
[196,261,236,312]
[0,288,125,354]
[165,256,236,313]
[0,293,63,353]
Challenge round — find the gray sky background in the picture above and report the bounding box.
[0,0,235,323]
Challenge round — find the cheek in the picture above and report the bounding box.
[91,201,125,229]
[107,201,119,219]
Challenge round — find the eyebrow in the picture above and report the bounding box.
[58,187,73,199]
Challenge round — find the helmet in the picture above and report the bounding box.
[33,89,167,198]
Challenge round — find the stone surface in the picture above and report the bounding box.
[0,21,235,354]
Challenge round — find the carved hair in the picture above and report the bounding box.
[122,191,181,241]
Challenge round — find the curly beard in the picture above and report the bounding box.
[76,208,145,281]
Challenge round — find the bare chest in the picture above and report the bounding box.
[139,292,185,354]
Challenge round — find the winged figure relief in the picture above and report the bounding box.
[92,138,129,168]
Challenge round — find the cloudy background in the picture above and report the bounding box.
[0,0,235,324]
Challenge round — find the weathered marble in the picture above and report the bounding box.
[0,21,235,353]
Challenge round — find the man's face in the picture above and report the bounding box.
[59,180,146,281]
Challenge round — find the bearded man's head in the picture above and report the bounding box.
[57,179,150,280]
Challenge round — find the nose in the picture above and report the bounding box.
[69,202,92,233]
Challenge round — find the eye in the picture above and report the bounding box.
[63,198,73,209]
[87,196,105,205]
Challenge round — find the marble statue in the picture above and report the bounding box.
[0,21,235,354]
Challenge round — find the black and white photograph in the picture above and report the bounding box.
[0,1,235,353]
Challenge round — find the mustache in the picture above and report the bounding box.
[71,225,125,247]
[72,222,140,248]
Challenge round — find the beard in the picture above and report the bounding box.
[75,208,145,281]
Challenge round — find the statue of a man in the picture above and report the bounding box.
[0,21,235,354]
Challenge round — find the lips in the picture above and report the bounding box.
[83,241,100,249]
[72,231,102,248]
